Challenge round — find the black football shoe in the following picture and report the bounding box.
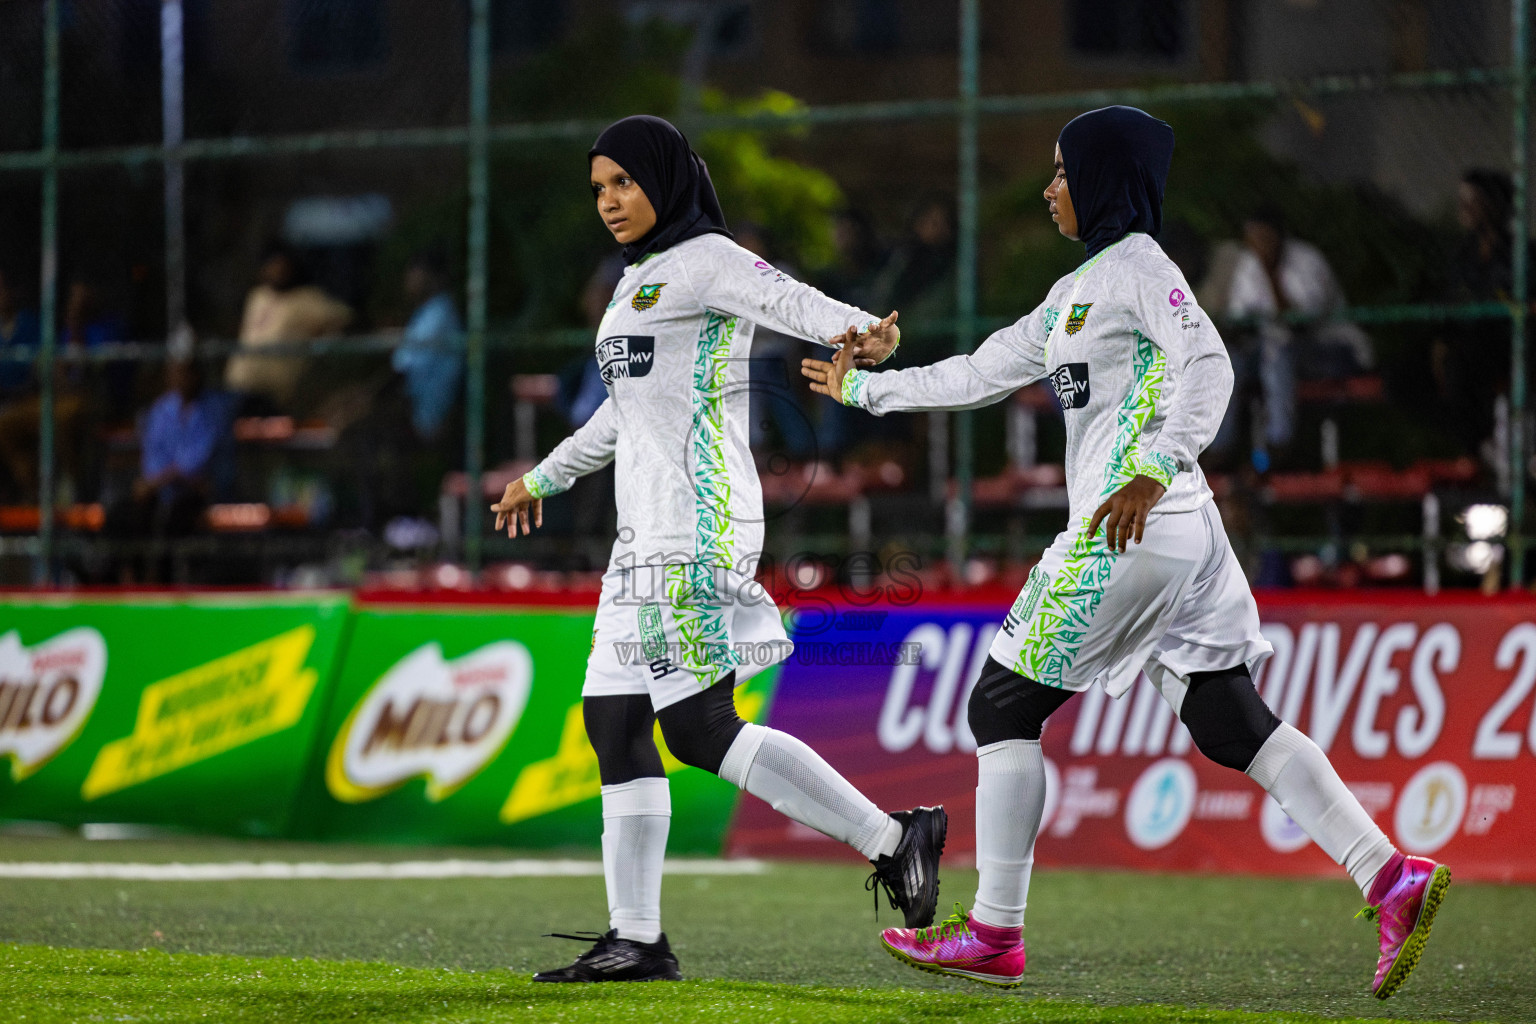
[532,929,682,983]
[866,805,948,928]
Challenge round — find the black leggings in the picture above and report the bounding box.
[583,672,746,786]
[967,656,1280,772]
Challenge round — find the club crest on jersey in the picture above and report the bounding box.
[1049,362,1091,410]
[1064,303,1094,335]
[631,283,666,311]
[597,335,656,386]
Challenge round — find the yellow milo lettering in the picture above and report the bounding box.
[499,689,764,824]
[81,627,317,800]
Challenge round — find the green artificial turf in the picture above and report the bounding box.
[0,834,1530,1023]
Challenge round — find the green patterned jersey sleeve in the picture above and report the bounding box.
[1127,251,1233,473]
[858,299,1050,416]
[526,396,618,498]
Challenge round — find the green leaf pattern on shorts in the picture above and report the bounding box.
[1010,328,1166,686]
[1009,518,1116,686]
[664,563,739,682]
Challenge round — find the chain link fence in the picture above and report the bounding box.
[0,0,1527,592]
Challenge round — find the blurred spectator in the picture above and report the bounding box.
[393,250,463,441]
[0,266,40,399]
[59,276,125,352]
[549,255,626,548]
[1433,169,1515,458]
[813,208,889,460]
[560,253,626,430]
[0,274,124,501]
[103,358,234,582]
[869,196,956,357]
[1214,207,1372,464]
[226,241,352,412]
[60,275,134,421]
[818,208,885,310]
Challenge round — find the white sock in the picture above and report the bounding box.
[971,739,1045,930]
[719,722,899,860]
[1246,723,1397,897]
[600,777,670,943]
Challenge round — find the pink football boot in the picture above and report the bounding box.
[1359,855,1451,999]
[880,903,1026,988]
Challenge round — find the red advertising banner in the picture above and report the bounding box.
[728,592,1536,882]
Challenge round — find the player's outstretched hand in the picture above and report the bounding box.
[801,340,857,403]
[849,310,900,367]
[1088,475,1166,552]
[490,476,543,538]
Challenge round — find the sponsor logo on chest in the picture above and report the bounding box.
[1049,362,1091,410]
[598,335,656,386]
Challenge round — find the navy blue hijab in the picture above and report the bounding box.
[590,115,733,264]
[1058,106,1175,259]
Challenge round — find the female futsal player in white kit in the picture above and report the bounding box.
[803,105,1449,999]
[491,115,945,983]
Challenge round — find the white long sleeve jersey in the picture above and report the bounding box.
[526,233,879,570]
[844,232,1231,523]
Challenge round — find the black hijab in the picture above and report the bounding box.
[1057,106,1175,259]
[589,115,732,264]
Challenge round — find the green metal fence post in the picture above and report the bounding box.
[947,0,981,573]
[34,0,61,583]
[162,0,187,337]
[1514,0,1529,587]
[464,0,491,574]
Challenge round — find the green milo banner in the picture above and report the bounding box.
[0,594,351,837]
[0,594,776,853]
[293,603,779,853]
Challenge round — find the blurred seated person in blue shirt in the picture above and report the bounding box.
[104,358,234,581]
[393,250,464,441]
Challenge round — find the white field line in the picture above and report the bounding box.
[0,858,768,881]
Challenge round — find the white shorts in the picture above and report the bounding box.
[583,563,793,712]
[991,500,1271,710]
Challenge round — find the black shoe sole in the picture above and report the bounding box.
[905,805,948,928]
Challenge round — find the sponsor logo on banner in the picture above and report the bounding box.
[0,628,106,781]
[1394,761,1467,854]
[1125,758,1197,850]
[1048,763,1115,837]
[326,641,532,803]
[1260,795,1311,853]
[83,626,318,800]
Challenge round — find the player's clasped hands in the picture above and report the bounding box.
[801,341,855,402]
[844,310,901,367]
[491,476,543,538]
[802,310,901,401]
[1087,475,1166,552]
